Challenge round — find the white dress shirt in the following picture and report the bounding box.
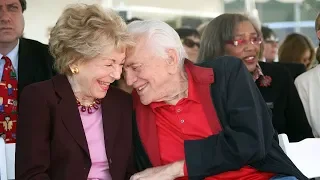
[0,40,19,80]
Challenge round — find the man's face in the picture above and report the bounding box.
[0,0,24,45]
[124,37,178,105]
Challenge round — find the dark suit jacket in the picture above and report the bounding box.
[17,38,56,100]
[15,75,134,180]
[133,57,307,180]
[274,62,306,80]
[258,62,313,142]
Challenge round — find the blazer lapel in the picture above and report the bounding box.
[133,91,161,167]
[101,88,121,162]
[52,75,90,157]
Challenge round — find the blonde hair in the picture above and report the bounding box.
[49,4,132,75]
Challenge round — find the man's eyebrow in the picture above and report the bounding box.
[7,3,20,7]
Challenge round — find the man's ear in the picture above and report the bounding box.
[165,49,180,74]
[317,30,320,40]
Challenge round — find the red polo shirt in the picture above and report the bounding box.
[150,64,274,180]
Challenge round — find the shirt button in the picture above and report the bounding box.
[176,108,181,113]
[180,119,184,123]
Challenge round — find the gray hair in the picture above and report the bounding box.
[198,13,262,62]
[127,20,187,65]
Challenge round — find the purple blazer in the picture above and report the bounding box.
[15,75,135,180]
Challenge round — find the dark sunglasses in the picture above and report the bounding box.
[182,38,200,48]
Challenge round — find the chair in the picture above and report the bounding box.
[0,138,8,180]
[278,134,320,179]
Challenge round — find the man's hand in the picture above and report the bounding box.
[130,160,185,180]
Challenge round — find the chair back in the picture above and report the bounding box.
[278,133,320,179]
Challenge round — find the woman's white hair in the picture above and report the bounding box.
[127,20,187,65]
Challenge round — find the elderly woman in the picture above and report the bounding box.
[198,13,313,142]
[15,4,134,180]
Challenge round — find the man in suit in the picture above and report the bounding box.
[0,0,55,143]
[125,20,307,180]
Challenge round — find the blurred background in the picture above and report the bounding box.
[23,0,319,47]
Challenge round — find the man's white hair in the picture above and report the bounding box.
[127,20,187,65]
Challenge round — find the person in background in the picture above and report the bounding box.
[197,21,209,37]
[261,26,279,63]
[198,13,313,142]
[261,27,306,79]
[0,0,55,143]
[15,4,134,180]
[279,33,315,70]
[175,28,200,63]
[125,20,307,180]
[294,13,320,138]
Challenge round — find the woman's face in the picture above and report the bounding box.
[300,50,311,68]
[71,47,125,100]
[182,35,200,63]
[224,21,261,72]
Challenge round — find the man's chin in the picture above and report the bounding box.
[0,36,19,44]
[140,97,151,105]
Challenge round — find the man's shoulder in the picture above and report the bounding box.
[19,38,49,52]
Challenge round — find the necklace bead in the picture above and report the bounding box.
[76,98,101,113]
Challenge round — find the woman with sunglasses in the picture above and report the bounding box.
[198,13,313,143]
[175,28,201,63]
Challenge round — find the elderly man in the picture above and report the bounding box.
[124,20,307,180]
